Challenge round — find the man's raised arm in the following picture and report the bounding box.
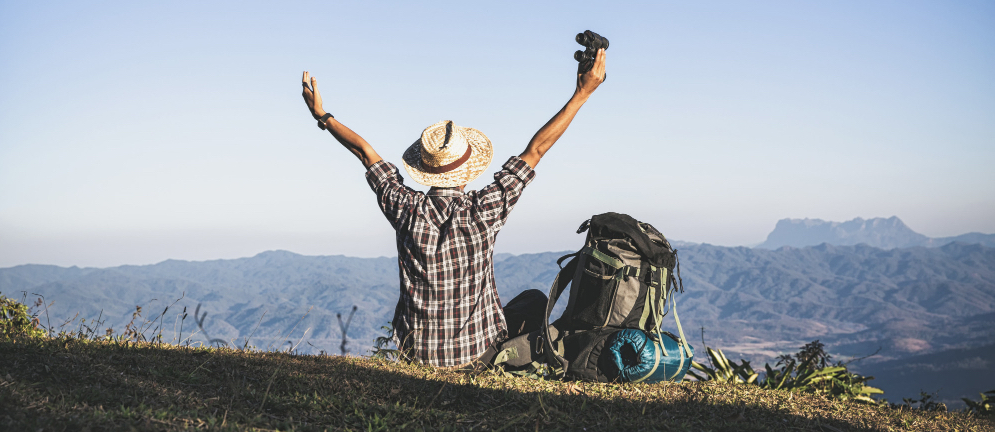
[301,71,383,168]
[519,48,606,169]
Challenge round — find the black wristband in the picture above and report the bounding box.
[317,112,334,130]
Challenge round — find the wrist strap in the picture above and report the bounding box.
[317,112,334,130]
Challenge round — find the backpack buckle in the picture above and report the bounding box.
[648,266,661,287]
[620,266,639,282]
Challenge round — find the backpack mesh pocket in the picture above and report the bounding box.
[569,254,620,328]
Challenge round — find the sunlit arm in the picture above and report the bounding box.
[519,48,606,169]
[318,116,382,168]
[301,71,382,168]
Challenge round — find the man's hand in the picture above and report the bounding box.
[300,70,383,168]
[302,71,327,120]
[576,48,606,97]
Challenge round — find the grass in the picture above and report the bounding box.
[2,337,993,431]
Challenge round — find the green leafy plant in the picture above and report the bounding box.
[963,390,994,417]
[892,391,948,412]
[688,340,883,404]
[0,292,46,339]
[687,347,758,384]
[761,341,883,403]
[371,322,401,360]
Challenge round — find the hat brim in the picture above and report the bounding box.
[402,127,493,187]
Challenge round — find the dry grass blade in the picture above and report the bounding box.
[242,309,267,350]
[258,359,283,411]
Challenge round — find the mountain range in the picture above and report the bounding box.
[756,216,995,249]
[2,219,994,407]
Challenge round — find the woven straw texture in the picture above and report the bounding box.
[402,120,493,187]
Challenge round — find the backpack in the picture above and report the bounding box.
[493,212,694,383]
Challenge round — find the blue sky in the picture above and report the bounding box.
[1,1,993,267]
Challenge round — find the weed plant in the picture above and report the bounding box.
[0,292,46,339]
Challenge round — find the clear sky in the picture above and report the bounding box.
[1,1,993,268]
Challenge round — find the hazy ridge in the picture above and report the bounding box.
[757,216,995,249]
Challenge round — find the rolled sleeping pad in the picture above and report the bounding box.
[607,329,694,383]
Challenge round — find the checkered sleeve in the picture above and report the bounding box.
[472,156,536,231]
[366,160,419,230]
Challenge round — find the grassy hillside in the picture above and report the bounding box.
[2,337,991,431]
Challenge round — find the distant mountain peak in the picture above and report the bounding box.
[755,216,995,250]
[253,250,302,258]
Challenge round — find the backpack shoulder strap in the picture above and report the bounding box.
[669,270,692,360]
[542,253,578,378]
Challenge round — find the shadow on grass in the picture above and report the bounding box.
[1,338,984,431]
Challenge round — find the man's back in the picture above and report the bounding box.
[366,156,535,367]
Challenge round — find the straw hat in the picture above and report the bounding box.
[402,120,494,188]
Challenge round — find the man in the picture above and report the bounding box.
[300,48,606,367]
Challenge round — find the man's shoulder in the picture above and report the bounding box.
[366,159,400,183]
[501,156,536,181]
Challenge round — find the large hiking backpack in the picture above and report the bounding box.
[493,212,693,383]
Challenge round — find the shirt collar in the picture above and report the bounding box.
[427,187,465,197]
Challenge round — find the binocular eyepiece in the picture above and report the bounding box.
[574,30,608,79]
[576,30,609,52]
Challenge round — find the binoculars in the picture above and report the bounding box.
[574,30,609,79]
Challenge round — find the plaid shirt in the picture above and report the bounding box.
[366,156,536,367]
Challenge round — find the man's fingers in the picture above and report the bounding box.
[302,71,312,91]
[311,76,318,91]
[595,49,606,79]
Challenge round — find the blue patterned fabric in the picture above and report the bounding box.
[607,329,694,383]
